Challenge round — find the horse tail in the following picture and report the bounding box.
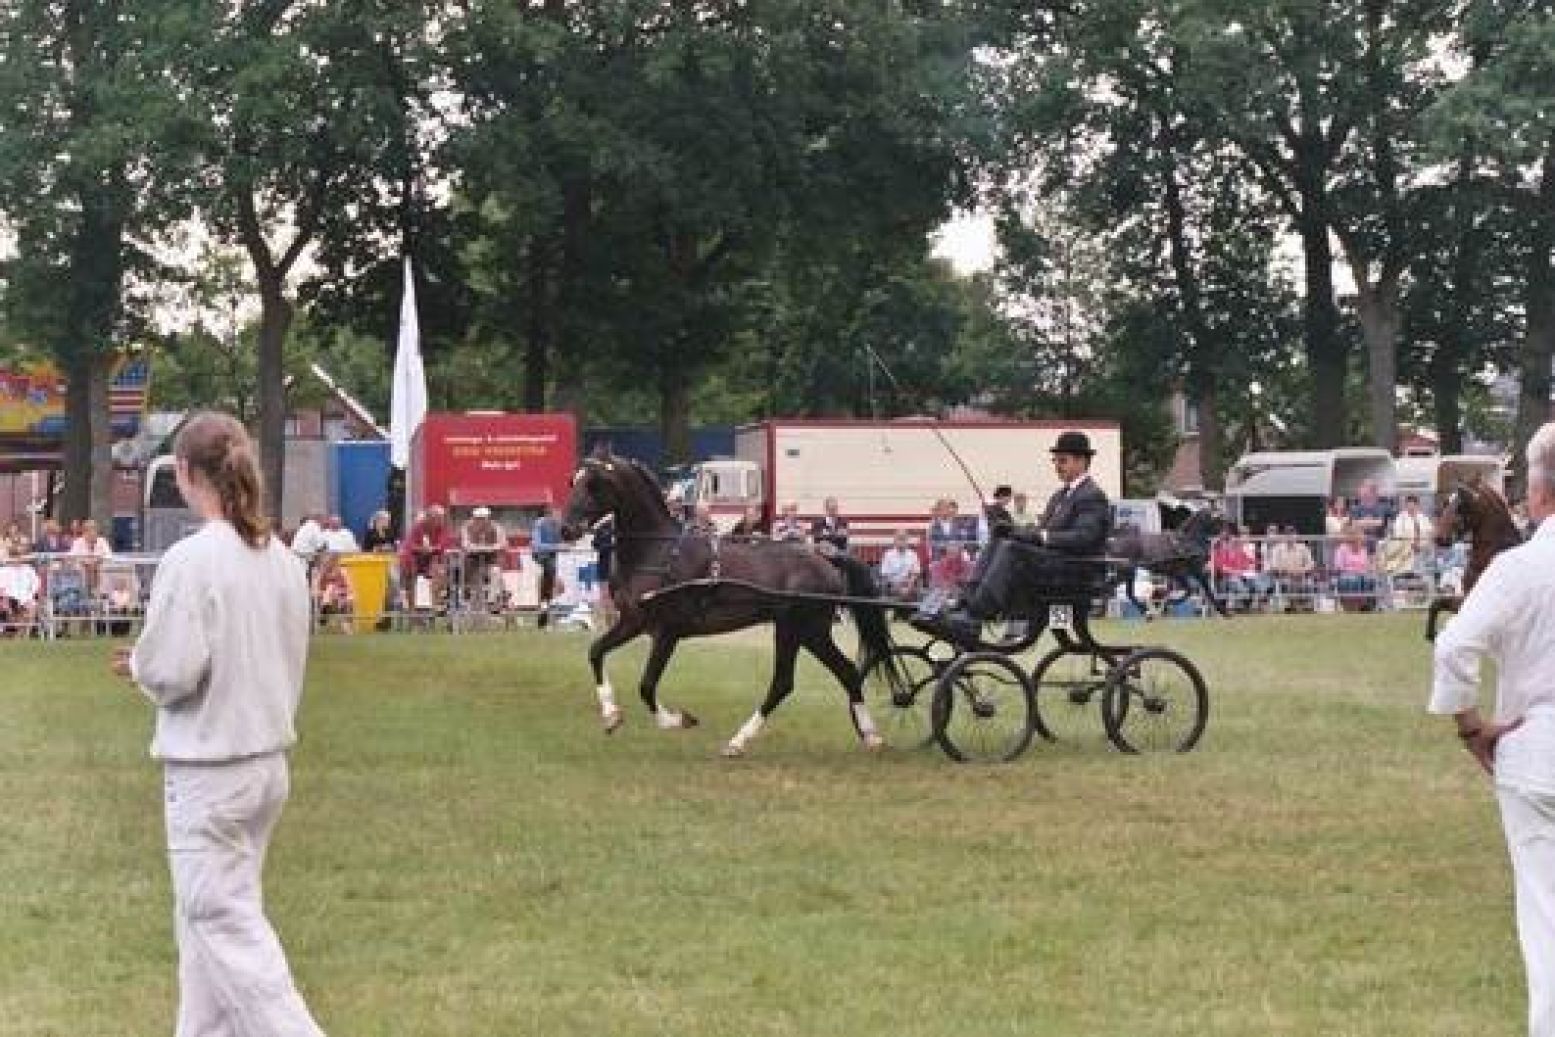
[829,554,903,691]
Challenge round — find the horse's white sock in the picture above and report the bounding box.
[597,681,617,713]
[730,712,766,749]
[655,708,684,729]
[852,702,879,739]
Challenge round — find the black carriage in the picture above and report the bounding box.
[860,550,1210,763]
[637,548,1209,763]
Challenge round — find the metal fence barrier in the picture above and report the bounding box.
[0,531,1466,641]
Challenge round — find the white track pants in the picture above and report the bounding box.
[1499,785,1555,1037]
[164,754,326,1037]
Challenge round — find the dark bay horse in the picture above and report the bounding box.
[561,452,904,757]
[1425,482,1523,641]
[1107,505,1228,619]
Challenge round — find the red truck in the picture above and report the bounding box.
[410,411,578,531]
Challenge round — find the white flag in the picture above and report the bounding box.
[389,257,428,471]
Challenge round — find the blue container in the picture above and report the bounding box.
[328,441,392,543]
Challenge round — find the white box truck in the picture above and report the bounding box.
[688,419,1122,557]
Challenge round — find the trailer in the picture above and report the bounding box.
[688,419,1122,555]
[1393,454,1505,511]
[410,411,578,530]
[1224,448,1397,536]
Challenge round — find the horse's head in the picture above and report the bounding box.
[562,446,672,540]
[1178,505,1225,545]
[563,452,625,541]
[1434,483,1475,548]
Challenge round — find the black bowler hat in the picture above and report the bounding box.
[1050,430,1096,457]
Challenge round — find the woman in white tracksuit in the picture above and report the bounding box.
[114,411,326,1037]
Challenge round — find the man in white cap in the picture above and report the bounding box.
[461,506,505,611]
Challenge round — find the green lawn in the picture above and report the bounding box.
[0,614,1522,1036]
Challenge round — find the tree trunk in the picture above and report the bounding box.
[1429,356,1464,454]
[89,354,114,529]
[1297,209,1347,447]
[255,283,293,523]
[1511,142,1555,497]
[1353,274,1401,452]
[1193,379,1225,491]
[523,247,550,411]
[60,351,94,524]
[659,376,693,466]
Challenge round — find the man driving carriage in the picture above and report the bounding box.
[915,429,1112,646]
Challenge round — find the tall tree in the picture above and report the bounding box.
[0,0,202,524]
[1432,1,1555,488]
[190,0,423,517]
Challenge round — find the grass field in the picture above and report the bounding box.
[0,614,1525,1036]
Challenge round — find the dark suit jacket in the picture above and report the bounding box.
[810,515,850,553]
[1035,477,1112,554]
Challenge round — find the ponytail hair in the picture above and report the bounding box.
[174,411,272,548]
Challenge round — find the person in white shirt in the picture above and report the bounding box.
[111,412,326,1037]
[320,514,359,554]
[878,530,923,601]
[1431,420,1555,1037]
[291,512,326,561]
[1388,494,1432,575]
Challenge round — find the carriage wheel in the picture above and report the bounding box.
[1030,646,1112,746]
[931,652,1036,763]
[860,644,944,749]
[1101,647,1209,753]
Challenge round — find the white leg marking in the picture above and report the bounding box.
[853,702,885,749]
[655,708,685,730]
[724,712,766,756]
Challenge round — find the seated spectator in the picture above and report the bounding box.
[1266,525,1317,609]
[0,556,41,634]
[772,502,805,542]
[461,506,507,611]
[1211,524,1271,611]
[291,511,327,562]
[32,518,70,555]
[927,499,964,561]
[311,551,355,633]
[810,497,850,555]
[685,502,718,536]
[1347,480,1393,545]
[731,504,768,539]
[878,531,923,601]
[928,542,974,596]
[361,509,398,553]
[321,514,359,554]
[1332,523,1377,609]
[69,519,113,596]
[399,505,454,610]
[979,485,1016,546]
[2,520,28,559]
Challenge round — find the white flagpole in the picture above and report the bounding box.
[389,257,428,532]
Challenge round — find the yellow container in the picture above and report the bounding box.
[339,553,394,634]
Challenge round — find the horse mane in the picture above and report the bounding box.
[618,456,676,523]
[1465,481,1522,544]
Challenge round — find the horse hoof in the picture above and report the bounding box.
[720,742,745,758]
[862,733,887,752]
[681,710,700,729]
[601,707,624,735]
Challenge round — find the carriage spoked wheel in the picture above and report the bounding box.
[860,644,947,749]
[930,652,1036,763]
[1029,646,1114,747]
[1100,647,1209,753]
